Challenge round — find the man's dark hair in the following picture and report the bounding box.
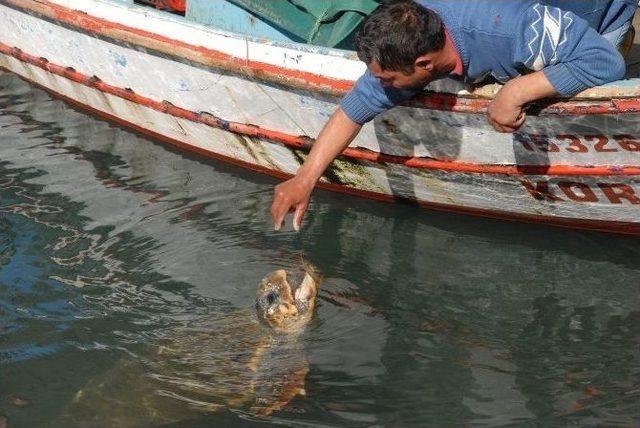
[354,0,445,73]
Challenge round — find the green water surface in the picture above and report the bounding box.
[0,72,639,427]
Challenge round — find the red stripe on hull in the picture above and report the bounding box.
[2,63,639,236]
[1,43,639,177]
[1,0,354,93]
[3,0,640,115]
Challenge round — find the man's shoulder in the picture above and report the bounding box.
[415,0,534,34]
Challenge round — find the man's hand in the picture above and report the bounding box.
[487,82,527,133]
[487,71,558,133]
[269,107,362,232]
[271,177,314,231]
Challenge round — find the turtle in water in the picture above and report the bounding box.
[255,265,318,333]
[55,263,321,427]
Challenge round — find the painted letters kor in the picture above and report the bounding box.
[521,180,640,205]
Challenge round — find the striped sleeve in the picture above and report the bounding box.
[515,3,626,96]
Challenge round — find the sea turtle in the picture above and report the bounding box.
[54,263,320,427]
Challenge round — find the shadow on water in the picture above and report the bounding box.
[0,72,639,427]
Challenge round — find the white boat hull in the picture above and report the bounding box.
[1,0,639,234]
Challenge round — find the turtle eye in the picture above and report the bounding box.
[266,291,277,305]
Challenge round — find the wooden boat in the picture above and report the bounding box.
[0,0,639,235]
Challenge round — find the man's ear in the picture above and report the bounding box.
[415,54,434,72]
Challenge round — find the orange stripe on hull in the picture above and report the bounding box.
[1,43,639,177]
[2,61,639,236]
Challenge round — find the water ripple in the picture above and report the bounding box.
[0,71,639,428]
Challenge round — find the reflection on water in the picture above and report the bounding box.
[56,310,312,426]
[0,72,639,427]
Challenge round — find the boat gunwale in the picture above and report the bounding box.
[3,0,640,115]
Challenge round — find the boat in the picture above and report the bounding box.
[0,0,639,235]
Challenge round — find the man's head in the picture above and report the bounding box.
[354,0,446,89]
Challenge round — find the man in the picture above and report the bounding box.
[271,0,638,231]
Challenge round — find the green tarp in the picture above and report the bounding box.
[227,0,379,48]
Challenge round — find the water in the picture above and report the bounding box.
[0,71,639,427]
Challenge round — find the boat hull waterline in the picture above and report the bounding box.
[0,0,638,235]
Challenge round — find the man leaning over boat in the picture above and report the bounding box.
[271,0,638,231]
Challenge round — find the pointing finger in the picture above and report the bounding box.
[292,201,309,232]
[271,193,289,231]
[272,203,289,231]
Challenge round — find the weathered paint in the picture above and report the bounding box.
[2,49,639,236]
[0,0,639,235]
[2,2,639,167]
[2,41,639,178]
[0,0,358,93]
[4,0,640,102]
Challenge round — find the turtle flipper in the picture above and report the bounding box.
[251,357,309,416]
[294,273,318,316]
[294,273,317,302]
[294,260,320,314]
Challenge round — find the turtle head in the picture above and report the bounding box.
[256,269,298,329]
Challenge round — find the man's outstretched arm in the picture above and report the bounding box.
[270,107,362,231]
[270,59,420,230]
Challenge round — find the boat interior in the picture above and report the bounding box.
[132,1,640,83]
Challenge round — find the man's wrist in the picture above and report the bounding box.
[294,168,320,189]
[503,71,559,107]
[501,79,527,107]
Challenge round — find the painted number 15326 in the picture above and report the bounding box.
[516,134,640,154]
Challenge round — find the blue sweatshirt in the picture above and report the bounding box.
[341,0,635,124]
